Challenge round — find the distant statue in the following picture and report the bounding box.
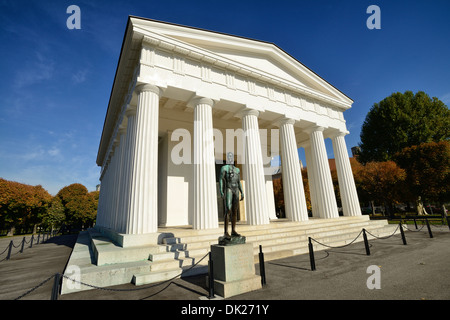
[416,196,428,216]
[219,152,244,241]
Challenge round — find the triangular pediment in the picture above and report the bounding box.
[130,17,353,107]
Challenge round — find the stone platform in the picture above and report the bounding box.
[209,243,261,298]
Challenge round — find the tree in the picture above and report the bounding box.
[358,91,449,163]
[353,161,406,216]
[0,178,52,235]
[57,183,97,228]
[42,196,66,231]
[394,141,450,206]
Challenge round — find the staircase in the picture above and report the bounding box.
[133,215,398,285]
[61,215,398,294]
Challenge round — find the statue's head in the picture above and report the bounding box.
[226,152,234,164]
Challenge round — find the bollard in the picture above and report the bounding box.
[51,273,61,300]
[259,245,266,286]
[446,217,450,232]
[6,240,13,260]
[413,218,418,229]
[308,237,316,271]
[399,223,407,245]
[208,252,215,299]
[20,237,25,253]
[425,218,433,238]
[362,229,371,256]
[30,234,34,248]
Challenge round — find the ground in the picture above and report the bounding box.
[1,224,449,308]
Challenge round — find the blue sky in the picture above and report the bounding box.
[0,0,449,195]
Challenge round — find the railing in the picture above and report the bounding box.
[0,230,58,262]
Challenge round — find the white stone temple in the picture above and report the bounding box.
[62,16,399,294]
[95,16,362,243]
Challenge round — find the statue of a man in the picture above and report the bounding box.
[219,152,244,239]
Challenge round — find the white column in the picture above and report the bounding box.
[332,131,362,216]
[306,126,339,219]
[124,84,161,234]
[111,127,127,230]
[242,108,270,225]
[304,143,319,217]
[279,118,308,221]
[118,107,136,234]
[191,97,219,230]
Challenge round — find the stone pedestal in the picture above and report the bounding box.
[209,243,261,298]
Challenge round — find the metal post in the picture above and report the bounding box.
[413,218,418,229]
[425,218,433,238]
[6,240,13,260]
[30,234,34,248]
[51,273,61,300]
[399,223,407,245]
[20,237,25,253]
[308,237,316,271]
[362,229,371,256]
[259,245,266,286]
[446,217,450,232]
[208,252,215,299]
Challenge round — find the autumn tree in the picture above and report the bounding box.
[353,161,406,216]
[394,141,449,208]
[57,183,97,228]
[0,178,52,235]
[358,91,449,163]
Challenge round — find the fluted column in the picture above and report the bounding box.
[303,143,319,217]
[306,126,339,219]
[123,84,161,234]
[242,108,270,225]
[111,127,127,230]
[278,118,308,221]
[118,106,137,233]
[190,97,219,230]
[332,131,362,216]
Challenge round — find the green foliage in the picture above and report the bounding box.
[358,91,450,163]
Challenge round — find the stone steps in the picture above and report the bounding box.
[132,216,398,286]
[62,216,399,294]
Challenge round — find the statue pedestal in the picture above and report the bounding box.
[209,242,262,298]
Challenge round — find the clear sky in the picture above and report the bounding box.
[0,0,449,195]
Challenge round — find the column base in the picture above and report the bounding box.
[94,225,168,247]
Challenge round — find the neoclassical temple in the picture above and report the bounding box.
[96,16,361,245]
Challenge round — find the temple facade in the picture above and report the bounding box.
[95,16,361,245]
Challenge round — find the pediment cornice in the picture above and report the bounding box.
[135,25,351,111]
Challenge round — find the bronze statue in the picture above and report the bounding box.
[219,152,244,241]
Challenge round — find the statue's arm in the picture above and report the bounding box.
[219,166,226,198]
[237,169,244,200]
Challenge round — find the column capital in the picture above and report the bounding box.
[187,96,215,108]
[240,107,260,118]
[330,129,350,138]
[275,117,296,127]
[135,83,162,96]
[303,125,325,135]
[125,105,137,117]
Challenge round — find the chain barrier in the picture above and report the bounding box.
[14,274,57,300]
[310,229,364,249]
[0,231,58,262]
[14,250,211,300]
[307,222,417,271]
